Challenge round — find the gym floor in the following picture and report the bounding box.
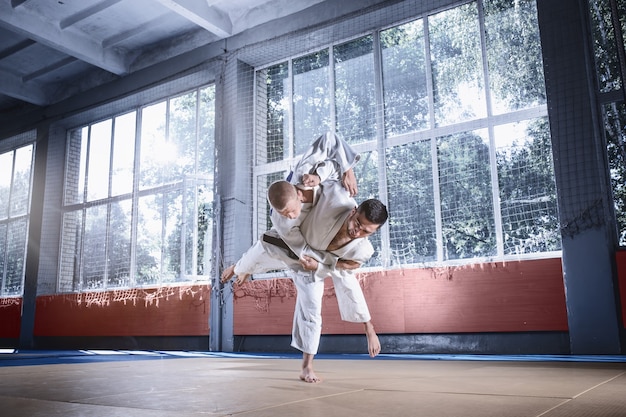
[1,350,625,417]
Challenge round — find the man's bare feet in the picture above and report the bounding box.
[220,265,235,283]
[299,366,321,383]
[364,322,381,357]
[299,353,321,383]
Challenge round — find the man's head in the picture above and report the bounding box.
[268,180,302,219]
[346,198,388,239]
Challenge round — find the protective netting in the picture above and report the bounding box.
[589,0,626,244]
[0,131,35,297]
[220,0,561,274]
[54,72,217,294]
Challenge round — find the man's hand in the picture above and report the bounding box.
[301,173,321,188]
[336,259,361,270]
[342,168,358,197]
[235,273,251,286]
[221,265,236,283]
[221,265,250,286]
[299,255,319,271]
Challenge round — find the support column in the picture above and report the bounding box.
[537,0,622,353]
[18,125,48,350]
[210,58,255,352]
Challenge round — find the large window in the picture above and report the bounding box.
[254,0,560,266]
[60,85,215,291]
[589,0,626,245]
[0,142,34,296]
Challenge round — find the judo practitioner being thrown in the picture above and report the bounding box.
[221,132,388,383]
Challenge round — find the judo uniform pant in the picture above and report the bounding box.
[234,239,371,355]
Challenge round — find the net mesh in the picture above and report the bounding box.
[219,0,560,275]
[0,0,572,299]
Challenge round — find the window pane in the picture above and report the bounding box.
[183,185,197,277]
[260,171,286,233]
[4,219,27,295]
[258,63,290,164]
[484,0,546,113]
[59,210,83,292]
[334,36,377,144]
[140,101,168,189]
[589,0,623,92]
[162,190,182,283]
[293,50,330,155]
[381,19,429,136]
[386,143,437,264]
[169,91,198,178]
[198,85,216,277]
[64,128,88,205]
[199,85,216,175]
[87,119,112,201]
[438,129,496,259]
[495,118,560,254]
[429,3,487,126]
[180,181,212,278]
[605,102,626,244]
[354,150,384,267]
[83,205,108,289]
[111,112,136,196]
[136,194,163,286]
[10,145,33,217]
[0,151,12,219]
[354,150,381,202]
[621,0,626,52]
[196,182,213,276]
[108,200,132,287]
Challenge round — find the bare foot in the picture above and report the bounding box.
[365,323,381,357]
[220,265,235,283]
[299,367,321,383]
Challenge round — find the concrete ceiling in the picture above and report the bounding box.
[0,0,328,119]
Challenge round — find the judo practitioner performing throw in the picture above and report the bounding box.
[221,132,388,383]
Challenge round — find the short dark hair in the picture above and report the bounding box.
[357,199,388,226]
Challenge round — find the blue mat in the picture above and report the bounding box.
[1,349,625,367]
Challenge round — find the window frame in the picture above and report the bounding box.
[59,84,216,292]
[0,136,36,297]
[252,0,561,268]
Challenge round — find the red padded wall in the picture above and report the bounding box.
[33,285,210,337]
[233,258,568,335]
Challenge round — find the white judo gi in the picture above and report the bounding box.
[284,180,374,355]
[232,132,374,355]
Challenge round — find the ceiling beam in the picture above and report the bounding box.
[60,0,124,30]
[22,56,77,83]
[0,69,49,105]
[102,14,168,48]
[10,0,29,8]
[0,39,35,60]
[0,1,128,75]
[155,0,232,38]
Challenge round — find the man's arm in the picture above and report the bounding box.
[270,132,360,271]
[299,238,375,279]
[271,210,340,271]
[291,131,360,195]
